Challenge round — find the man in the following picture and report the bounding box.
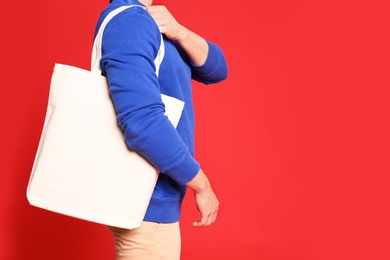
[95,0,228,259]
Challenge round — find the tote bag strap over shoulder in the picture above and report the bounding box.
[91,5,165,76]
[91,5,179,125]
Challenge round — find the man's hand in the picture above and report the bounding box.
[147,5,208,65]
[147,5,185,41]
[186,169,219,227]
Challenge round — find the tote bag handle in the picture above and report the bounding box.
[90,5,165,75]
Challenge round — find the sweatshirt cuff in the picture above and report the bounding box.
[191,41,222,76]
[165,151,200,185]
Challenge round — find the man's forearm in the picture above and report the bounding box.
[185,168,211,193]
[175,25,209,66]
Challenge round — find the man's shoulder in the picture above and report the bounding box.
[95,4,158,39]
[101,4,146,17]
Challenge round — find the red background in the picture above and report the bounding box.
[1,0,389,259]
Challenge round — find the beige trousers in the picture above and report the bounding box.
[107,221,181,260]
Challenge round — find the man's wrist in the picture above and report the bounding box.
[185,168,211,193]
[174,24,189,42]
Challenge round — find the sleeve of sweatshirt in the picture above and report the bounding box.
[190,40,228,84]
[99,9,200,185]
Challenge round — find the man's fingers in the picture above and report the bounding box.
[193,214,206,228]
[193,221,202,227]
[193,211,218,228]
[212,210,218,224]
[193,218,208,228]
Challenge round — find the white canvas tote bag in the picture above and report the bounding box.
[27,5,184,229]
